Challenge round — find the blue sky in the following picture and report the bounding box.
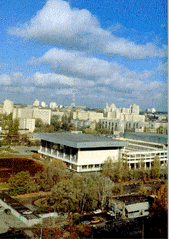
[0,0,168,110]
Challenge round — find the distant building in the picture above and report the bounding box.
[73,110,103,122]
[151,108,156,113]
[33,99,40,107]
[3,99,14,115]
[103,103,145,122]
[19,118,35,133]
[36,132,128,173]
[71,119,96,129]
[50,102,58,109]
[13,107,51,125]
[41,101,47,107]
[33,108,51,125]
[100,119,145,133]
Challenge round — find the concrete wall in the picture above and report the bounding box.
[78,148,120,165]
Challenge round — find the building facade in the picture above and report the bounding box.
[121,138,168,169]
[19,118,35,133]
[13,107,51,125]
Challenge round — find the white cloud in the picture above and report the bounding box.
[30,48,158,85]
[0,69,167,110]
[0,74,11,85]
[156,62,168,74]
[9,0,167,59]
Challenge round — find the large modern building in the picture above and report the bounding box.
[36,132,128,172]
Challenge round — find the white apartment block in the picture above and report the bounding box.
[3,99,14,115]
[100,118,168,134]
[73,110,103,122]
[19,118,35,133]
[33,108,51,125]
[100,119,145,133]
[104,103,145,122]
[36,132,128,173]
[13,107,51,125]
[51,111,64,121]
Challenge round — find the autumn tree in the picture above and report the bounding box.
[51,173,114,213]
[35,159,67,191]
[8,171,36,195]
[8,118,19,135]
[151,156,161,179]
[102,157,126,182]
[149,181,168,238]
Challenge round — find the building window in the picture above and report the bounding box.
[88,165,93,168]
[82,165,87,169]
[95,164,100,168]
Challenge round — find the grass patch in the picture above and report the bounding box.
[0,147,19,154]
[0,182,9,189]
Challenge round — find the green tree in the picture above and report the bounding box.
[8,171,36,195]
[149,181,168,238]
[8,118,19,135]
[51,115,61,131]
[102,157,114,179]
[35,159,67,191]
[102,157,125,182]
[35,118,44,128]
[151,156,161,179]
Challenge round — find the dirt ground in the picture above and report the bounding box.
[0,157,44,182]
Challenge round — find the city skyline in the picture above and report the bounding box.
[0,0,168,111]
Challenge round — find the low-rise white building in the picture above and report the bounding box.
[36,132,128,173]
[121,138,168,169]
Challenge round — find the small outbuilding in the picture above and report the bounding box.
[109,194,154,219]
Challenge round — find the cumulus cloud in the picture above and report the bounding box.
[0,74,11,85]
[0,68,167,110]
[29,47,157,84]
[9,0,167,59]
[156,62,168,75]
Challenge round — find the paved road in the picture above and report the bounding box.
[10,146,39,155]
[0,207,27,233]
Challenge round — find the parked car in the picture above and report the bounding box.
[107,211,115,216]
[4,209,11,215]
[93,209,102,214]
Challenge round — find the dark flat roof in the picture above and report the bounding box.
[113,194,149,205]
[0,192,39,220]
[122,132,168,145]
[35,132,128,149]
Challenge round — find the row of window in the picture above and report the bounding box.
[82,164,101,169]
